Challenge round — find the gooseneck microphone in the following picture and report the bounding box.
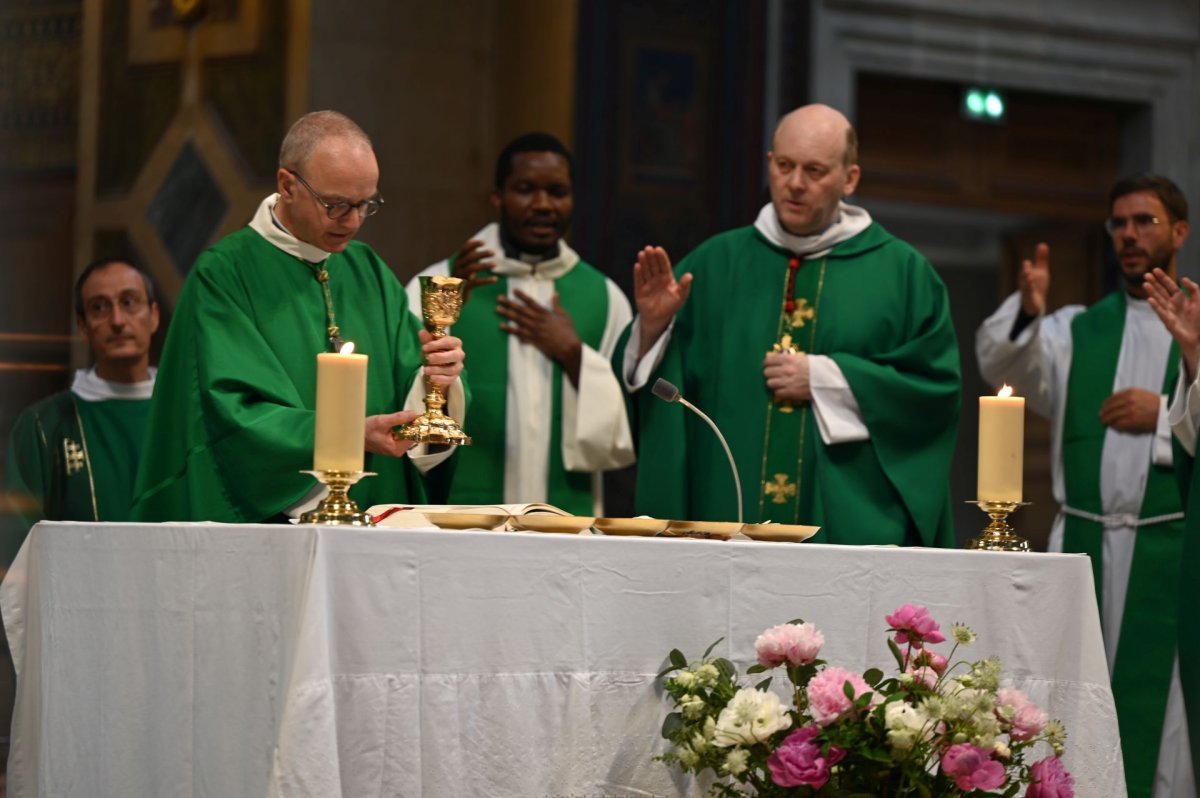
[651,378,744,524]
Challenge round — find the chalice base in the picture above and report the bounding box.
[298,470,376,526]
[965,500,1030,552]
[393,410,472,447]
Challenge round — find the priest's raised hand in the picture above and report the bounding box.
[633,245,693,359]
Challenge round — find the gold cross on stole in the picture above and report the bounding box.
[764,472,797,505]
[788,298,815,330]
[62,438,85,475]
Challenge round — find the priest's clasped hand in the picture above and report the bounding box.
[1098,388,1160,433]
[496,289,583,381]
[419,328,465,388]
[763,350,811,402]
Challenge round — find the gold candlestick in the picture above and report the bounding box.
[298,470,376,526]
[393,275,472,446]
[965,500,1030,552]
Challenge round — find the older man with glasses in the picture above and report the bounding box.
[132,110,467,524]
[976,174,1193,798]
[4,258,160,552]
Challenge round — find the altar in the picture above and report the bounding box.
[1,522,1125,797]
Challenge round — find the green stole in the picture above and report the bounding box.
[443,263,608,514]
[1061,291,1183,798]
[1172,435,1200,785]
[35,393,97,522]
[758,256,826,523]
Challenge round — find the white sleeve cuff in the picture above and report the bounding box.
[623,316,675,391]
[1153,394,1174,467]
[807,355,869,445]
[403,373,465,473]
[1168,367,1200,457]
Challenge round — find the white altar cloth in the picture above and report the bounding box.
[1,522,1124,797]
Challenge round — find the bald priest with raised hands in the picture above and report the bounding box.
[618,103,961,547]
[132,110,467,523]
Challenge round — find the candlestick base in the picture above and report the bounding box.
[298,470,377,526]
[965,500,1030,552]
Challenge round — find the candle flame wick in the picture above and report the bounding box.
[339,341,355,355]
[998,384,1013,398]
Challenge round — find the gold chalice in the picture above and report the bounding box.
[393,275,472,446]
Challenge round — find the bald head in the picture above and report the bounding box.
[772,104,857,169]
[766,104,861,236]
[279,110,374,171]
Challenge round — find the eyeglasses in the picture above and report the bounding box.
[83,294,149,322]
[1104,213,1161,235]
[286,169,383,220]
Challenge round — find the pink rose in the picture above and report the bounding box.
[755,622,825,668]
[941,743,1006,792]
[995,688,1048,741]
[1026,756,1075,798]
[767,725,846,788]
[806,666,874,726]
[911,648,948,674]
[885,604,945,648]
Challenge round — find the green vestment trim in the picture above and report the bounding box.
[1061,291,1183,798]
[132,229,452,522]
[438,261,608,514]
[626,223,960,545]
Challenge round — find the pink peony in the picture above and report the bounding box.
[911,648,948,674]
[755,622,825,668]
[995,688,1048,741]
[766,725,846,788]
[885,604,945,648]
[1026,756,1075,798]
[806,666,875,726]
[905,664,938,689]
[941,743,1006,792]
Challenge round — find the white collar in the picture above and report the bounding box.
[70,366,156,401]
[249,193,333,263]
[753,201,872,259]
[471,222,578,280]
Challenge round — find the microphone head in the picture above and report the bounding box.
[652,378,680,403]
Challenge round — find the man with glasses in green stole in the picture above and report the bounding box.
[621,104,960,546]
[132,110,467,523]
[5,258,159,554]
[977,174,1192,798]
[408,133,634,515]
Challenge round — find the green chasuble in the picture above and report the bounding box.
[1060,291,1184,798]
[432,261,609,515]
[1171,437,1200,788]
[132,228,441,523]
[4,390,150,561]
[628,223,960,546]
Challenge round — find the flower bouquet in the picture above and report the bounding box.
[657,604,1073,797]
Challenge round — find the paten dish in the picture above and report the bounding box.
[509,514,596,534]
[593,517,670,536]
[427,512,509,531]
[740,522,820,543]
[663,520,743,540]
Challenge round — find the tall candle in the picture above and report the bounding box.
[313,344,368,472]
[977,384,1024,502]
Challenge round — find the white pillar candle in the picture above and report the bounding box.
[977,384,1024,503]
[313,344,367,472]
